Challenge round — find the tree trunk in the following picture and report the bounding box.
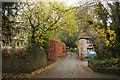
[91,37,102,59]
[31,28,36,43]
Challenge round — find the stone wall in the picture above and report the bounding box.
[79,38,94,58]
[2,44,47,73]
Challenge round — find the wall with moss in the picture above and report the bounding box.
[2,44,47,73]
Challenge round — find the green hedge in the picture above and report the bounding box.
[88,57,120,74]
[88,57,120,68]
[2,44,47,73]
[47,52,67,65]
[66,49,79,53]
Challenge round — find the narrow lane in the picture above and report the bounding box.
[36,52,120,78]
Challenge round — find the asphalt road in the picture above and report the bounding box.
[36,52,120,78]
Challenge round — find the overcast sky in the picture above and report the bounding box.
[1,0,120,7]
[1,0,90,6]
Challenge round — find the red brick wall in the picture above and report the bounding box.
[48,38,66,61]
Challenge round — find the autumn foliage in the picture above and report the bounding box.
[48,38,66,61]
[2,48,26,57]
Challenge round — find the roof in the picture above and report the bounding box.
[11,37,25,41]
[79,31,92,39]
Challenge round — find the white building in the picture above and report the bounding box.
[1,27,28,49]
[79,31,94,59]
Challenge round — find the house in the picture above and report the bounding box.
[1,27,28,49]
[79,31,95,59]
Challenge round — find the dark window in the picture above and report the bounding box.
[17,42,19,46]
[89,45,93,47]
[3,43,6,46]
[10,43,12,46]
[87,48,93,52]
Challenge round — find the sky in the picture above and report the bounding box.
[2,0,116,7]
[1,0,119,25]
[62,0,79,6]
[1,0,82,6]
[56,0,92,6]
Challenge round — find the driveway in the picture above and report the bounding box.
[35,52,120,78]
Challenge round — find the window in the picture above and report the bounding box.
[3,43,6,46]
[17,42,19,46]
[81,39,84,42]
[87,39,92,43]
[21,42,23,45]
[87,48,93,52]
[10,43,12,46]
[89,45,93,47]
[3,42,7,46]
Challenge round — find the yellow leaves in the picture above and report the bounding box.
[88,14,91,19]
[107,30,115,36]
[106,40,113,47]
[95,7,100,9]
[15,1,80,49]
[107,26,110,30]
[95,25,116,47]
[97,25,101,28]
[97,19,102,24]
[106,40,110,46]
[95,7,100,11]
[35,6,38,9]
[96,28,106,39]
[109,37,114,41]
[107,29,116,44]
[83,15,88,19]
[98,28,105,33]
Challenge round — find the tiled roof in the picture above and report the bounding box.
[79,31,92,39]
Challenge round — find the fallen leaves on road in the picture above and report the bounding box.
[83,67,93,72]
[2,56,64,78]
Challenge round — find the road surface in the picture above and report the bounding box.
[35,52,120,78]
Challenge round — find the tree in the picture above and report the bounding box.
[2,2,19,45]
[16,1,80,49]
[107,2,120,57]
[58,30,78,48]
[88,1,120,58]
[50,4,93,49]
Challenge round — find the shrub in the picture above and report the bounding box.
[63,52,67,56]
[88,57,120,68]
[2,48,27,57]
[66,48,79,53]
[2,48,11,56]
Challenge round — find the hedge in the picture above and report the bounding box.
[66,49,79,53]
[48,39,66,61]
[2,48,27,57]
[88,57,120,75]
[88,63,120,75]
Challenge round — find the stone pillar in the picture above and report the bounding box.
[23,42,24,47]
[79,40,81,58]
[19,42,21,47]
[16,42,17,48]
[9,41,10,48]
[84,39,88,57]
